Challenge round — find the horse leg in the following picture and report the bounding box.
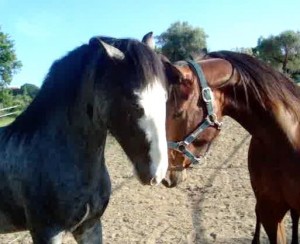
[252,205,261,244]
[291,209,299,244]
[256,200,287,244]
[30,228,63,244]
[72,219,102,244]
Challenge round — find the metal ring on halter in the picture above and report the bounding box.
[206,114,218,124]
[207,114,223,129]
[177,141,188,152]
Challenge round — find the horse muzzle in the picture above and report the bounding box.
[161,168,187,188]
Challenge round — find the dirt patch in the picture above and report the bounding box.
[0,117,294,243]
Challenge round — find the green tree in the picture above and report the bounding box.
[0,86,33,116]
[233,47,253,55]
[157,21,207,61]
[20,83,39,99]
[13,92,32,113]
[0,26,22,87]
[253,30,300,75]
[0,88,14,108]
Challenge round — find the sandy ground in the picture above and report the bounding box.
[0,117,295,243]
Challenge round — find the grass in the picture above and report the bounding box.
[0,116,14,127]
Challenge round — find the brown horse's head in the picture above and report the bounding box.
[163,58,234,187]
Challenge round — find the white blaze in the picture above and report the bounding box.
[136,78,168,184]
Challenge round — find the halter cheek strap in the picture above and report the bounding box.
[167,60,223,165]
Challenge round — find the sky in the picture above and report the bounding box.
[1,0,300,87]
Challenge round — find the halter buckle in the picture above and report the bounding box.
[202,87,213,103]
[215,120,223,130]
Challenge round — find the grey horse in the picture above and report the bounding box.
[0,35,170,243]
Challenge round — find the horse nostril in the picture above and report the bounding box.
[150,177,158,186]
[162,178,177,188]
[162,178,171,187]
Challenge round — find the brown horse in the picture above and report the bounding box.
[164,51,300,243]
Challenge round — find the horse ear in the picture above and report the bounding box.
[90,38,125,60]
[142,31,155,50]
[200,48,208,55]
[99,40,125,60]
[189,48,208,60]
[201,58,234,88]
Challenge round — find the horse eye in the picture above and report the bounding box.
[131,103,143,117]
[133,103,140,109]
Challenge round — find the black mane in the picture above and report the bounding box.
[94,37,166,88]
[3,37,166,137]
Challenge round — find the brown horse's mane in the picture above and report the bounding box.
[202,51,300,119]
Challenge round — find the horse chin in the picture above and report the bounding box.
[136,173,152,185]
[134,167,163,186]
[161,169,187,188]
[162,178,177,188]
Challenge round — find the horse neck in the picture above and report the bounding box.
[41,105,108,163]
[7,80,109,164]
[57,86,109,160]
[220,87,300,149]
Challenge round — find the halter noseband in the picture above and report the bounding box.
[168,60,223,165]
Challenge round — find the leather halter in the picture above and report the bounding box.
[168,60,223,165]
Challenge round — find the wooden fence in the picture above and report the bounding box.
[0,105,20,118]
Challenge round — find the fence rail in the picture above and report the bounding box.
[0,105,20,112]
[0,105,20,118]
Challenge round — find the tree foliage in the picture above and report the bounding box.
[157,21,207,61]
[0,87,32,117]
[233,47,253,56]
[253,30,300,75]
[0,88,14,108]
[0,26,22,87]
[20,83,40,99]
[0,83,38,116]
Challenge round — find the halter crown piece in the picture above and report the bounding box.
[168,60,223,165]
